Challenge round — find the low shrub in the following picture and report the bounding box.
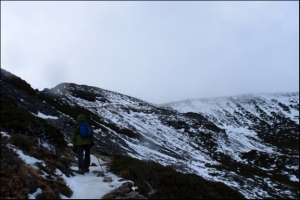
[0,133,73,199]
[110,154,245,199]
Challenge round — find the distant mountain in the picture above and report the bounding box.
[1,68,298,199]
[163,92,299,154]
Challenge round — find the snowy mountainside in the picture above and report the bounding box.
[1,68,298,199]
[43,83,299,199]
[163,93,299,154]
[164,93,299,198]
[163,93,299,127]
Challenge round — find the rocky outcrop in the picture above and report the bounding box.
[102,181,146,199]
[93,156,147,199]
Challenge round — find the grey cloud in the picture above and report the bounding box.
[1,1,298,104]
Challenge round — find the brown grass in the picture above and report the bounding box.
[1,133,74,199]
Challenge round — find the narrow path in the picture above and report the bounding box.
[61,154,127,199]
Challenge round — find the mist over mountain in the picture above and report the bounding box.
[1,68,299,199]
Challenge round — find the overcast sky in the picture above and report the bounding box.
[1,1,299,104]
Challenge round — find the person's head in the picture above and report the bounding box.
[77,114,87,122]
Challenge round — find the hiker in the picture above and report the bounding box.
[72,114,95,174]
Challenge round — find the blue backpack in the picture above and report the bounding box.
[78,122,92,138]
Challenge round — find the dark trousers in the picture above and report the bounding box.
[76,144,91,170]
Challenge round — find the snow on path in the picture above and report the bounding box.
[60,154,129,199]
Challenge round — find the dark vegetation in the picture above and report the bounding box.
[0,134,74,199]
[0,96,67,150]
[109,154,245,199]
[207,150,299,199]
[251,109,299,155]
[1,69,36,96]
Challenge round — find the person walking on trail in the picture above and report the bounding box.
[72,114,95,174]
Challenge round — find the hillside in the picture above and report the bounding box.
[1,68,298,199]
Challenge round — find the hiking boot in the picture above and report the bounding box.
[84,168,90,172]
[78,169,85,174]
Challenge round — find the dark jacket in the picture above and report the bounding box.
[72,114,94,147]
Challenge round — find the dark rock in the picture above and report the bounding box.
[102,193,116,199]
[103,176,113,182]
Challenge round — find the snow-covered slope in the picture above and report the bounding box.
[164,92,299,127]
[1,68,298,199]
[164,93,299,154]
[164,93,299,198]
[42,83,299,199]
